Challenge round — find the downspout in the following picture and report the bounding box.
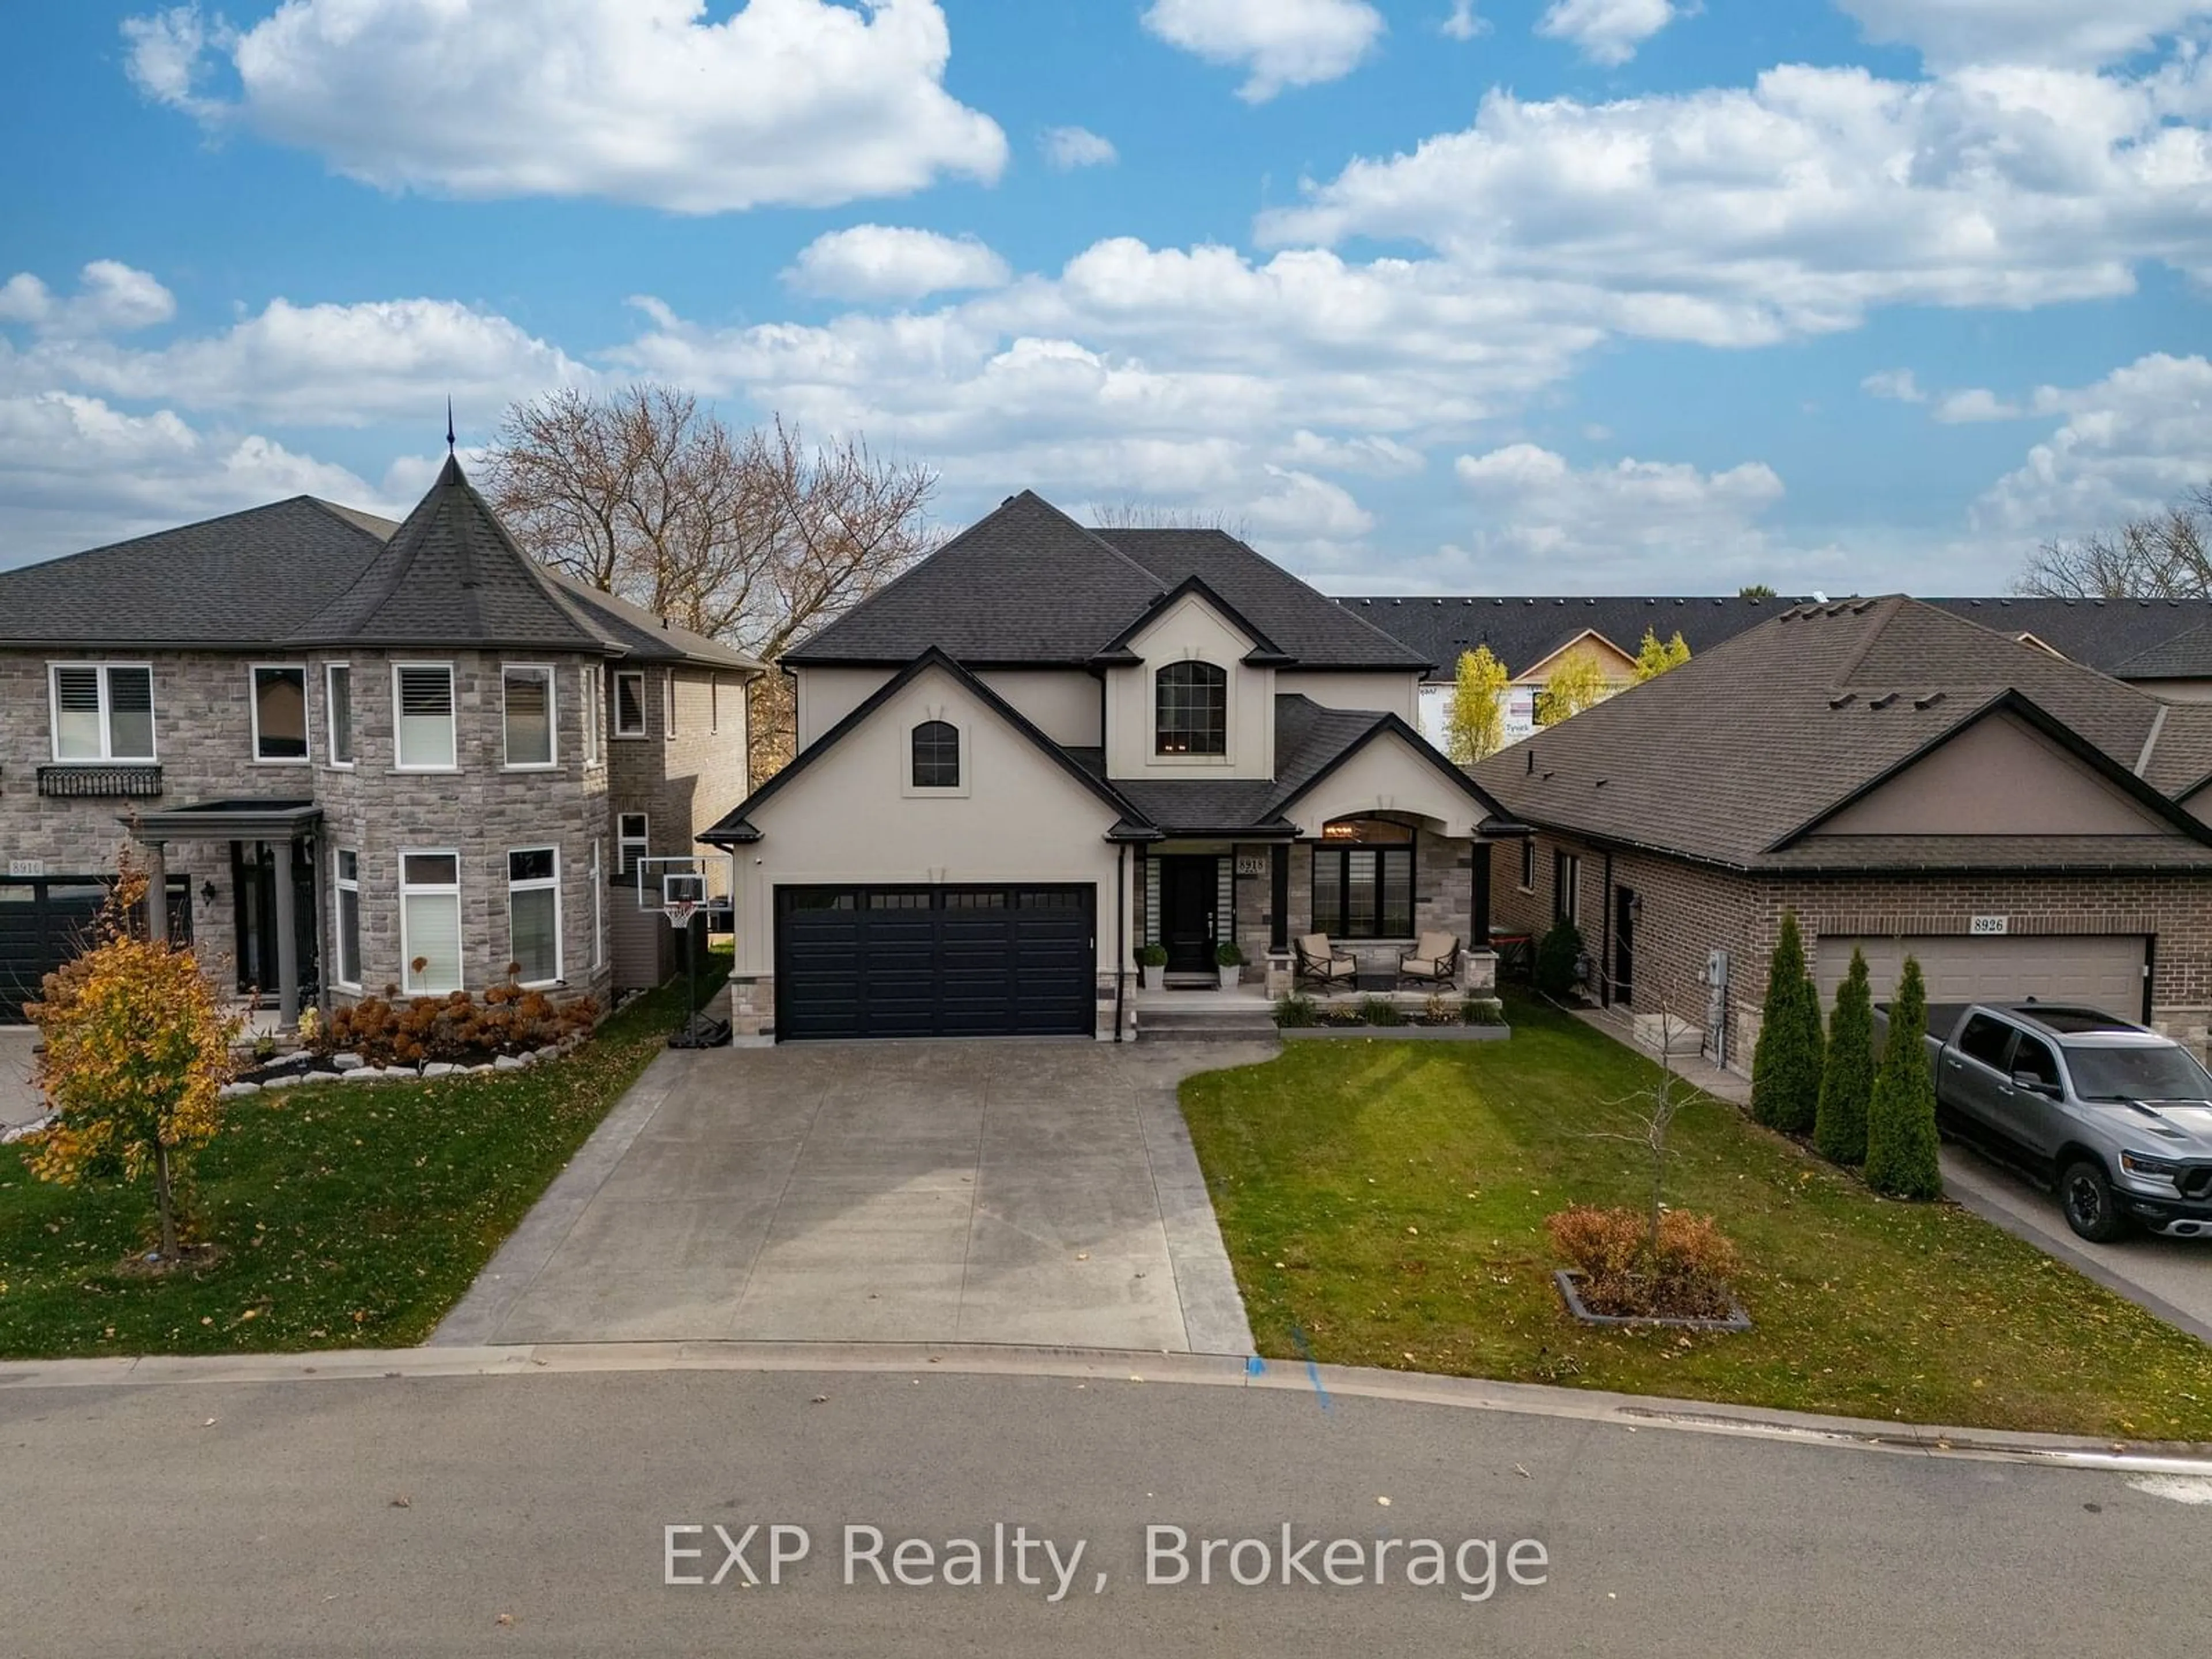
[1600,850,1613,1009]
[1114,840,1128,1043]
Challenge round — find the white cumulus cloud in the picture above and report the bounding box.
[121,0,1009,213]
[1041,126,1118,169]
[0,262,177,338]
[1258,62,2212,339]
[1536,0,1685,66]
[1141,0,1386,101]
[783,226,1012,302]
[1972,353,2212,535]
[1441,1,1489,42]
[1861,368,1927,403]
[1836,0,2212,70]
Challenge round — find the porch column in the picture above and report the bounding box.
[142,840,168,946]
[1471,839,1492,948]
[272,839,300,1031]
[1270,843,1289,952]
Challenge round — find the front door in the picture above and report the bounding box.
[230,840,320,1002]
[1612,885,1635,1007]
[1160,856,1218,975]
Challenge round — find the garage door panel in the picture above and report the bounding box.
[776,884,1096,1040]
[1813,933,2147,1018]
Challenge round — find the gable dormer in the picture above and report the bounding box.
[1098,578,1288,781]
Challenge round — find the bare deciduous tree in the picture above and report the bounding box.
[1085,499,1251,540]
[483,385,938,776]
[2012,481,2212,600]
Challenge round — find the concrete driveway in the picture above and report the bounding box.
[436,1039,1268,1354]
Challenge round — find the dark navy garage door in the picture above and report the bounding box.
[775,884,1096,1040]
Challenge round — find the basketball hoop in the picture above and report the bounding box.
[661,899,700,930]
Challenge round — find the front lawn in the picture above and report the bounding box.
[1181,993,2212,1440]
[0,972,718,1360]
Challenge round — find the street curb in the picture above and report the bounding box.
[3,1339,2208,1474]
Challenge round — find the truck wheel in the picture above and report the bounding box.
[2059,1158,2129,1243]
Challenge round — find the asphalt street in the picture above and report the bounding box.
[3,1362,2207,1657]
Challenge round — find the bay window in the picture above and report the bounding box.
[503,664,556,768]
[334,850,362,988]
[326,663,354,767]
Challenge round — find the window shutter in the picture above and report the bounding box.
[54,666,100,711]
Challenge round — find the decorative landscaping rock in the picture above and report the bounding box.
[421,1061,460,1078]
[1552,1269,1751,1333]
[1,1115,54,1145]
[493,1053,529,1071]
[257,1074,306,1092]
[218,1081,262,1100]
[331,1053,366,1073]
[340,1067,388,1084]
[532,1045,562,1063]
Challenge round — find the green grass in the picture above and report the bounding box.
[0,970,722,1360]
[1181,993,2212,1440]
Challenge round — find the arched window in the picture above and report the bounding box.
[911,719,960,789]
[1155,661,1227,755]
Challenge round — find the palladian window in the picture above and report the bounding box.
[1155,661,1227,755]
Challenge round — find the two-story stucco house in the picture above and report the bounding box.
[0,456,762,1025]
[702,491,1527,1041]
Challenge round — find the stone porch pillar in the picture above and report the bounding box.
[142,840,168,946]
[271,841,300,1031]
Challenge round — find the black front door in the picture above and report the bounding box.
[231,840,319,1002]
[1160,856,1218,975]
[1613,885,1635,1008]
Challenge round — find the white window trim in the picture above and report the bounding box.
[507,845,563,988]
[664,669,679,739]
[249,663,313,765]
[613,669,648,738]
[333,849,362,989]
[618,812,649,877]
[590,838,605,971]
[325,661,355,770]
[392,661,459,773]
[1518,839,1535,893]
[501,662,560,771]
[48,661,157,764]
[900,714,971,799]
[399,847,463,995]
[581,666,602,767]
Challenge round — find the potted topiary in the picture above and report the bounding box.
[1137,942,1168,991]
[1215,940,1244,991]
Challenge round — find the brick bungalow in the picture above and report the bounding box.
[1471,596,2212,1070]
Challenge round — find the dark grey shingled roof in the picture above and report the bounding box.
[1471,596,2212,873]
[1345,592,2212,687]
[786,491,1427,671]
[537,567,763,671]
[1336,594,1793,684]
[0,496,392,646]
[286,454,614,650]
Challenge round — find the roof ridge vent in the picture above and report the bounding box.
[1850,599,1876,614]
[1912,691,1945,710]
[1828,691,1857,709]
[1868,692,1900,710]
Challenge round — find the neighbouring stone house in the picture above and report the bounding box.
[0,456,762,1025]
[1471,596,2212,1069]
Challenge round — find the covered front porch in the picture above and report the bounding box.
[129,799,322,1032]
[1131,813,1508,998]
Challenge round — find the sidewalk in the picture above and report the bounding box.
[1572,1001,2212,1345]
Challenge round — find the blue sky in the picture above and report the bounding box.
[1,0,2207,595]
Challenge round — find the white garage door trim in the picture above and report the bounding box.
[1813,933,2148,1020]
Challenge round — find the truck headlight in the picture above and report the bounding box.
[2119,1150,2183,1182]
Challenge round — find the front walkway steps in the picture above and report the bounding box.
[1136,996,1281,1043]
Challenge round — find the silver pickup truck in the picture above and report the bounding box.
[1876,1001,2212,1242]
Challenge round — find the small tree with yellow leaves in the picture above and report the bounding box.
[1445,645,1509,764]
[1633,628,1691,681]
[28,854,240,1259]
[1536,654,1608,725]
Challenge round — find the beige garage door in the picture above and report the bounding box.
[1813,934,2147,1016]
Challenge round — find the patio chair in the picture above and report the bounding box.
[1397,930,1463,990]
[1293,933,1358,992]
